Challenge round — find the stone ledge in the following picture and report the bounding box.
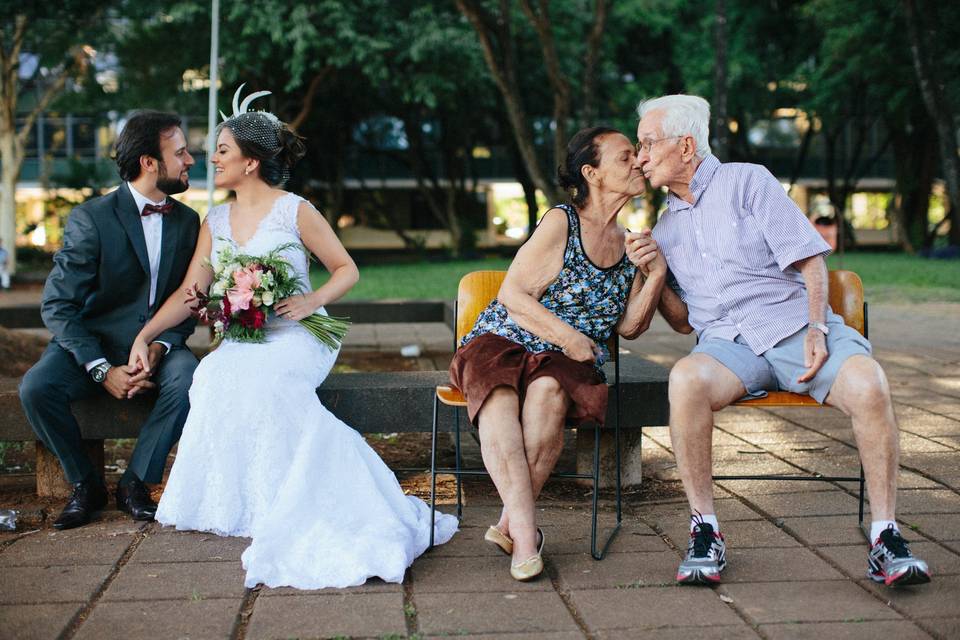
[0,355,670,441]
[0,300,451,330]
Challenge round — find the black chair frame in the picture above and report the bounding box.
[429,300,623,560]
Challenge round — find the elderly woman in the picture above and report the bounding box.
[449,126,666,581]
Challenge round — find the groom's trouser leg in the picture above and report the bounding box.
[20,343,102,483]
[128,346,198,483]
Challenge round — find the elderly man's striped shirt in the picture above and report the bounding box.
[651,154,831,355]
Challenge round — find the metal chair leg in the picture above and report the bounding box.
[455,407,463,520]
[429,394,439,549]
[591,424,600,559]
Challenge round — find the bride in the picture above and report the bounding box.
[128,89,457,589]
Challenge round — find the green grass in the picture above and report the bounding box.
[312,258,511,300]
[826,252,960,303]
[312,252,957,303]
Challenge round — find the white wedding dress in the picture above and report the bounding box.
[156,192,457,589]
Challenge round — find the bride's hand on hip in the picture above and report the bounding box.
[274,292,317,322]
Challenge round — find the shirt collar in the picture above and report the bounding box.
[127,182,167,215]
[666,154,721,212]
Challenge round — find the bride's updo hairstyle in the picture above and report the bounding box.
[220,112,306,187]
[557,126,620,208]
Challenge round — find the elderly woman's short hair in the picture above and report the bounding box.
[636,95,711,159]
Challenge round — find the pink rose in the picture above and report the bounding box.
[233,266,262,291]
[227,286,254,312]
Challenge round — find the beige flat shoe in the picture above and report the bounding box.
[510,553,544,581]
[484,525,513,555]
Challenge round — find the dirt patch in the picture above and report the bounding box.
[0,326,47,377]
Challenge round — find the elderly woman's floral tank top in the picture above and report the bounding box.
[461,204,637,374]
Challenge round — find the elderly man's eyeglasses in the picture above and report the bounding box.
[635,136,683,154]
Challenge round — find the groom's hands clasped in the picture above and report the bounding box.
[124,341,164,398]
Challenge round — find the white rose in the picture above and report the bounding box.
[211,281,226,297]
[261,291,275,306]
[213,320,224,332]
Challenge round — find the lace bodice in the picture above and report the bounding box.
[205,192,312,293]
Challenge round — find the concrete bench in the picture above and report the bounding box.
[0,357,669,497]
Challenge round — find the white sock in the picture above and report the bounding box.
[691,513,719,533]
[870,520,899,542]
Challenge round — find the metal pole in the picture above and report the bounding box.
[206,0,220,211]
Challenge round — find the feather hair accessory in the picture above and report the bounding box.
[219,83,276,122]
[217,84,285,155]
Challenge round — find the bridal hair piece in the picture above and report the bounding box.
[218,84,282,153]
[218,84,305,186]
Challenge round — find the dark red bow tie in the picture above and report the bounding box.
[141,202,173,217]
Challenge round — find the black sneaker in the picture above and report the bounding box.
[676,516,726,584]
[868,526,931,586]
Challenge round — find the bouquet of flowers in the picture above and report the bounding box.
[188,242,350,349]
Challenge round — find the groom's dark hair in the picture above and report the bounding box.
[114,110,183,181]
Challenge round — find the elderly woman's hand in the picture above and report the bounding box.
[561,331,601,363]
[625,230,665,277]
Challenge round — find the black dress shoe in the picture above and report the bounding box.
[116,477,157,521]
[53,479,109,530]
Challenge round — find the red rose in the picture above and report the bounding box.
[239,306,266,329]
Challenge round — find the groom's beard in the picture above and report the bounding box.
[156,161,190,196]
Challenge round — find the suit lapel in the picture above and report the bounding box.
[114,183,150,277]
[153,205,181,307]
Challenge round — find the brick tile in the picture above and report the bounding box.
[819,541,960,579]
[0,529,134,567]
[246,592,405,639]
[595,625,759,639]
[778,515,868,546]
[0,565,111,604]
[745,491,862,518]
[101,561,247,601]
[75,598,238,640]
[131,529,250,563]
[858,574,960,619]
[721,580,901,624]
[723,547,845,582]
[0,603,83,640]
[552,551,679,589]
[568,586,741,631]
[411,555,552,593]
[760,620,931,640]
[415,591,579,635]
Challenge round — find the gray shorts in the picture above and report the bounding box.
[692,312,872,404]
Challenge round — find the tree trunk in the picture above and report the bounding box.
[457,0,563,203]
[711,0,729,160]
[902,0,960,246]
[581,0,608,126]
[0,132,20,275]
[890,108,936,252]
[519,0,570,175]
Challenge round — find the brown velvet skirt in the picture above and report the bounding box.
[448,332,607,427]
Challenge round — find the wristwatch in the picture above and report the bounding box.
[808,321,830,336]
[90,362,112,384]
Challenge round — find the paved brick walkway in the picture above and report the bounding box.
[0,299,958,639]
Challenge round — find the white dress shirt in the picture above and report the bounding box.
[84,183,172,373]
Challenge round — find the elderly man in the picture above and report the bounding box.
[626,94,930,587]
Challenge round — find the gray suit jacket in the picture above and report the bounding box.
[41,183,201,366]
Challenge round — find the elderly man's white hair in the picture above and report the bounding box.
[636,94,711,159]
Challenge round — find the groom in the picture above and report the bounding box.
[20,110,201,530]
